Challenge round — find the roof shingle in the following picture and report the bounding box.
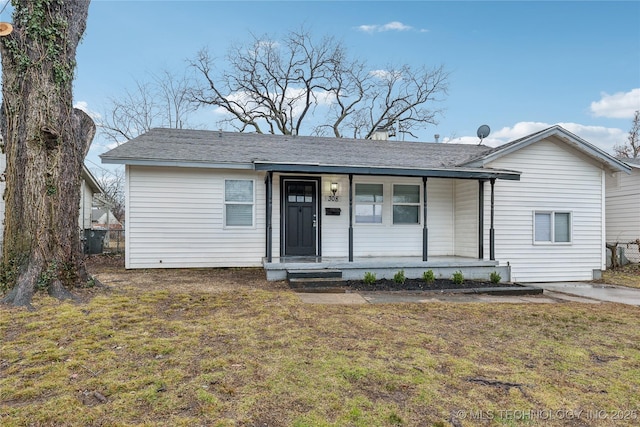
[100,128,493,170]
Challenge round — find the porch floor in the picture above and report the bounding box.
[263,256,509,282]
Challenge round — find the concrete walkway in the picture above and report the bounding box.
[296,289,598,305]
[531,282,640,306]
[297,282,640,305]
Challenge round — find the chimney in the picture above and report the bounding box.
[370,126,389,141]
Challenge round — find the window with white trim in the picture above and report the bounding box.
[224,179,254,227]
[355,183,383,223]
[393,184,420,224]
[534,211,571,243]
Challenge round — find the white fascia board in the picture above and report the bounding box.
[100,158,254,170]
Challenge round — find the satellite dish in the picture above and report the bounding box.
[477,124,490,144]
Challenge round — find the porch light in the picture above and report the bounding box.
[330,182,338,196]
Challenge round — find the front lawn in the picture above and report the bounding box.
[1,265,639,426]
[602,263,640,289]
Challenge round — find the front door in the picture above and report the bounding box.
[284,180,317,256]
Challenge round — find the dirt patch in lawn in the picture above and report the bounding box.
[84,255,288,294]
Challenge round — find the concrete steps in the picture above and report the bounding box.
[287,269,346,292]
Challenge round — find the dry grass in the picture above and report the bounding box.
[1,260,639,426]
[602,263,640,289]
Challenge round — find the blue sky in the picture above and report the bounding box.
[4,1,639,170]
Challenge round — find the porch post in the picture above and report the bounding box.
[348,174,354,262]
[266,171,273,262]
[490,178,495,261]
[422,176,428,261]
[478,180,485,259]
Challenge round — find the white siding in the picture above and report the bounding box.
[427,179,455,256]
[454,180,478,257]
[484,138,605,282]
[270,175,457,258]
[79,180,94,230]
[605,167,640,243]
[318,174,350,257]
[126,166,266,269]
[351,176,423,257]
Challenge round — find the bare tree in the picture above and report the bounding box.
[190,27,448,139]
[100,69,199,144]
[614,110,640,158]
[93,168,125,222]
[0,0,98,308]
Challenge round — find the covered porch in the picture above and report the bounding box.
[258,162,520,281]
[263,255,510,282]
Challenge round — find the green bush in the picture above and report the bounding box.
[422,270,435,284]
[490,271,502,284]
[452,270,464,285]
[393,269,406,285]
[363,272,377,285]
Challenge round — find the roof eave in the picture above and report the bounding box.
[81,165,104,194]
[100,156,255,170]
[253,162,521,180]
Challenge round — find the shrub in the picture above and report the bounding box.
[452,270,464,285]
[490,271,502,284]
[393,269,406,285]
[363,272,377,285]
[423,270,435,284]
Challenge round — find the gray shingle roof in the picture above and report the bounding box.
[101,128,494,170]
[462,125,631,174]
[621,156,640,167]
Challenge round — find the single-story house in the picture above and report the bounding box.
[605,157,640,264]
[91,208,123,230]
[100,125,630,282]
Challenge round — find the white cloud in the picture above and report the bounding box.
[212,88,336,119]
[369,69,402,81]
[590,88,640,119]
[381,21,412,32]
[357,21,418,34]
[445,121,626,154]
[73,101,102,121]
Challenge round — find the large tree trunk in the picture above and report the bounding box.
[0,0,95,309]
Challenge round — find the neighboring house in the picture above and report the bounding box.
[0,161,104,253]
[100,125,630,282]
[91,208,123,230]
[605,157,640,263]
[80,167,104,230]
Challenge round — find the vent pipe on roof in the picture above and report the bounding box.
[434,134,440,143]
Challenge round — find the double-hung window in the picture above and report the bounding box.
[224,179,254,227]
[393,184,420,224]
[534,211,571,243]
[355,183,383,223]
